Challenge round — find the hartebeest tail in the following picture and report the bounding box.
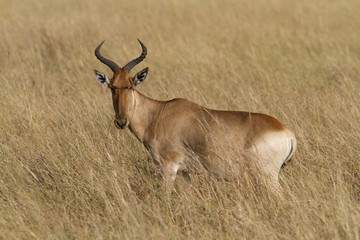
[93,39,297,192]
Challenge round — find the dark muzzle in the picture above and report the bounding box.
[114,118,127,129]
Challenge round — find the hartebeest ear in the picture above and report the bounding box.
[94,70,110,87]
[132,67,148,86]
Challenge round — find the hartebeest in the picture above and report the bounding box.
[93,39,297,192]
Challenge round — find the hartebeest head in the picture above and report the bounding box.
[94,39,149,129]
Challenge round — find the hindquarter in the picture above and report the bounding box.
[249,128,296,178]
[188,110,296,178]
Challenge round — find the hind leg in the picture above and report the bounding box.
[248,146,286,193]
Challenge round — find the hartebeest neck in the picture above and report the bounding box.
[128,90,161,143]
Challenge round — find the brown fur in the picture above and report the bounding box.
[106,68,297,192]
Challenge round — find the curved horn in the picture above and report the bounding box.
[123,39,147,73]
[94,40,120,73]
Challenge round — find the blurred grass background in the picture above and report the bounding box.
[0,0,359,239]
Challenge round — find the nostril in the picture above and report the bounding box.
[120,119,127,128]
[114,119,121,129]
[114,119,127,129]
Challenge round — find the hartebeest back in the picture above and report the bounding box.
[93,39,297,192]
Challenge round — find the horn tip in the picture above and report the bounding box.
[95,40,106,50]
[137,38,145,46]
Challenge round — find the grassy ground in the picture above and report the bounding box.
[1,0,360,239]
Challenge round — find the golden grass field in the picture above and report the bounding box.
[1,0,360,239]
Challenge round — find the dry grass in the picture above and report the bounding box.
[1,0,360,239]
